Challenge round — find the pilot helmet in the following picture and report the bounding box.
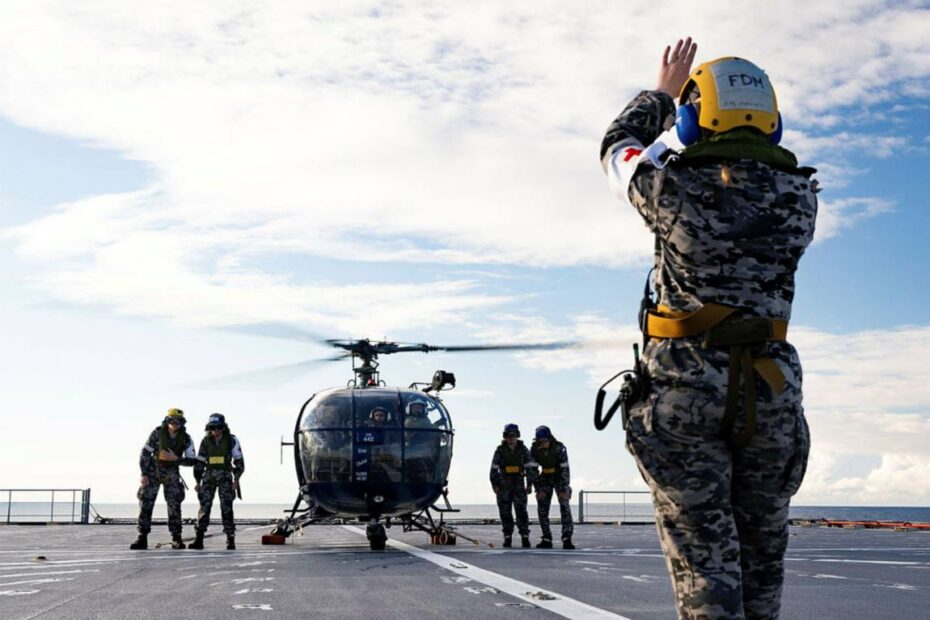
[370,406,389,421]
[407,398,428,416]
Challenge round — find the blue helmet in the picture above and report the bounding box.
[205,412,227,431]
[535,425,552,440]
[503,423,520,438]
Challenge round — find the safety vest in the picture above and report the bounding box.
[500,442,525,476]
[158,426,189,464]
[532,442,562,476]
[205,431,233,471]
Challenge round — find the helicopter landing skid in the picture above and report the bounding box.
[401,491,474,547]
[261,494,335,545]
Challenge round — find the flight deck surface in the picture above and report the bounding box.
[0,523,927,619]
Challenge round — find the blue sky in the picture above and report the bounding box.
[1,1,929,507]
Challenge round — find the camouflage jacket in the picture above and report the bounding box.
[529,440,570,490]
[600,90,818,320]
[138,426,197,478]
[193,434,245,482]
[489,441,538,488]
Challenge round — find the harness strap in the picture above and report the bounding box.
[645,302,789,447]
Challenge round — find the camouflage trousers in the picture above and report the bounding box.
[535,481,573,541]
[196,470,236,536]
[627,339,810,620]
[137,468,186,536]
[495,480,530,537]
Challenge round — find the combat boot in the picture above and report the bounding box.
[226,536,236,550]
[536,538,553,549]
[171,535,186,550]
[502,536,512,548]
[188,532,204,550]
[129,534,148,550]
[562,537,575,550]
[521,536,531,548]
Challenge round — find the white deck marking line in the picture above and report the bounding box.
[342,526,630,620]
[813,559,924,566]
[0,569,99,579]
[0,577,75,587]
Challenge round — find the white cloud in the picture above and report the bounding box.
[812,196,895,242]
[0,1,925,354]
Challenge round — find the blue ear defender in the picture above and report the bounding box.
[675,103,701,146]
[677,106,783,145]
[769,112,783,145]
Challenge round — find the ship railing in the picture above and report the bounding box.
[577,490,653,524]
[0,488,92,524]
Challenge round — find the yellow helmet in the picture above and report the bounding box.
[676,57,780,145]
[164,407,186,426]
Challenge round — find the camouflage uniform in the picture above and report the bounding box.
[601,90,816,619]
[137,426,196,536]
[530,439,573,542]
[489,441,537,538]
[193,432,245,537]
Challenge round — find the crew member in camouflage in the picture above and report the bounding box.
[489,423,537,548]
[131,408,197,550]
[600,39,816,619]
[529,426,574,549]
[190,413,245,550]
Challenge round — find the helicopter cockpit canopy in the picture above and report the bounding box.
[297,387,453,492]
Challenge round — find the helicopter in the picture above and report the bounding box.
[250,335,571,550]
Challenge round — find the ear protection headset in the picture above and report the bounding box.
[676,103,782,146]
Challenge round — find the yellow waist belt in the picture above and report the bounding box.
[644,302,790,447]
[503,465,521,474]
[541,467,557,475]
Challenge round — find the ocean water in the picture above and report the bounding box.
[3,501,930,524]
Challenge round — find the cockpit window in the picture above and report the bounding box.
[302,392,352,429]
[298,389,453,486]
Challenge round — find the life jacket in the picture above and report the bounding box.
[532,440,562,476]
[158,425,190,465]
[205,430,233,471]
[500,441,526,476]
[672,128,815,177]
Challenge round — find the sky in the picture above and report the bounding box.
[1,1,929,510]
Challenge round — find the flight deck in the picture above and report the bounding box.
[1,523,928,619]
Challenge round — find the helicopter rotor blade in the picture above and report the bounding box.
[185,355,348,389]
[218,321,329,345]
[392,341,577,354]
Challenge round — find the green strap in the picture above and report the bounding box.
[721,345,759,449]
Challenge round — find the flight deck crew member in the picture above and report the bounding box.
[190,413,244,550]
[529,426,574,550]
[489,423,537,548]
[130,408,197,550]
[601,38,816,619]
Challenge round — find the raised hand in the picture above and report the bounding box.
[657,37,698,99]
